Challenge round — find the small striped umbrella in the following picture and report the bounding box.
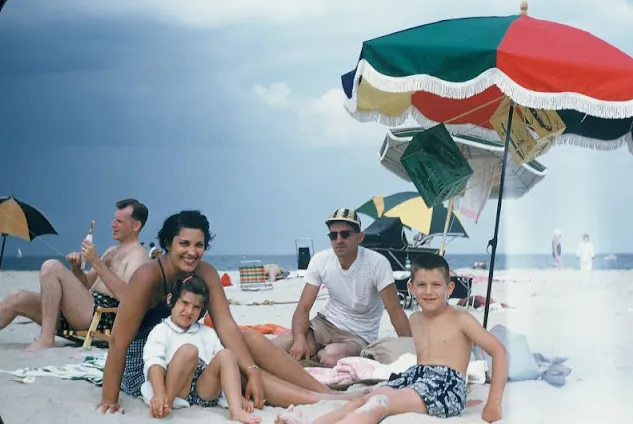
[356,192,468,237]
[0,196,58,270]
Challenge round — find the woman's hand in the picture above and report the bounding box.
[96,399,125,415]
[244,367,265,409]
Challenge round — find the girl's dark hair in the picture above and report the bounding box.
[157,210,216,252]
[168,273,210,320]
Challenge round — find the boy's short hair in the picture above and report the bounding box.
[411,252,450,281]
[168,273,209,320]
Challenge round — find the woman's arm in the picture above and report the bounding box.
[198,262,265,407]
[99,264,160,412]
[199,262,256,369]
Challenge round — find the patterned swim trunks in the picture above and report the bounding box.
[186,358,220,407]
[386,364,466,418]
[58,291,119,333]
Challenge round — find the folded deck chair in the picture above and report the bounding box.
[239,260,273,291]
[57,307,117,349]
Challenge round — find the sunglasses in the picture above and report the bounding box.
[327,230,356,240]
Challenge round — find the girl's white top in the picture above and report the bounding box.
[142,316,224,380]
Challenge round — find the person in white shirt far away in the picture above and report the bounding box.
[576,234,596,271]
[273,208,412,367]
[142,274,261,423]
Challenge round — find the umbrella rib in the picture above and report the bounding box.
[443,95,506,125]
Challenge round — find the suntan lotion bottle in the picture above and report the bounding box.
[81,220,95,271]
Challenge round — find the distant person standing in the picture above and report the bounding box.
[552,229,563,268]
[576,234,596,271]
[148,242,161,259]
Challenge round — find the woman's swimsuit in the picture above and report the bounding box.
[121,258,172,397]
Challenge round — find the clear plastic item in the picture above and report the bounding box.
[81,220,95,270]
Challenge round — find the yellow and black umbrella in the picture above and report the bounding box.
[0,196,57,270]
[356,191,467,237]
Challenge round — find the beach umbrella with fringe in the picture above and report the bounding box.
[379,127,548,220]
[0,196,58,270]
[341,1,633,328]
[357,191,469,237]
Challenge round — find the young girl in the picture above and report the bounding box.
[141,274,261,423]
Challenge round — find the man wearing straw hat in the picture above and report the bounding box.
[274,208,411,367]
[0,199,150,351]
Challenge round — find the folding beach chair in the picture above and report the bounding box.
[57,307,117,349]
[239,260,273,291]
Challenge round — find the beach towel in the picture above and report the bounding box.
[304,357,380,386]
[203,316,289,336]
[0,354,107,386]
[305,354,489,388]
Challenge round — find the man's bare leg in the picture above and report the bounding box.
[0,290,43,329]
[242,330,330,394]
[26,260,95,352]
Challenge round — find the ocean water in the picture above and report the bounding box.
[1,253,632,272]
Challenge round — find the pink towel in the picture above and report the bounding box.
[304,357,379,386]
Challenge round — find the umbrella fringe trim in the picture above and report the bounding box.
[350,59,633,120]
[345,98,633,153]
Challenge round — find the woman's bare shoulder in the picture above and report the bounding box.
[197,260,220,280]
[129,260,163,286]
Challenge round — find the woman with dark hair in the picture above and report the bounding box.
[98,210,352,414]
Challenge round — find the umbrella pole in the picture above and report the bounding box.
[482,102,515,329]
[439,197,455,256]
[0,234,6,271]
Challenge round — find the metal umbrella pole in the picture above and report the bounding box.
[482,101,515,329]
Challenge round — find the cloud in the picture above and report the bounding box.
[252,83,391,148]
[252,83,295,108]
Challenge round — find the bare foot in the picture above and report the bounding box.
[25,339,54,352]
[229,408,262,424]
[274,406,311,424]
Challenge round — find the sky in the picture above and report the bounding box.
[1,0,632,258]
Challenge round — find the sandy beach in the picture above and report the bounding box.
[1,268,632,423]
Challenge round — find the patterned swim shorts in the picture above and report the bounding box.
[58,291,119,333]
[186,358,220,407]
[386,364,466,418]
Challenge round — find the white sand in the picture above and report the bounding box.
[1,268,633,423]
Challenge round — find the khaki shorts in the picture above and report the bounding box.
[309,313,368,355]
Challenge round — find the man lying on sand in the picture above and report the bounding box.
[273,209,411,367]
[0,198,150,351]
[275,253,509,424]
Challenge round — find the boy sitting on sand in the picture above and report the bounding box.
[276,252,508,424]
[141,274,261,423]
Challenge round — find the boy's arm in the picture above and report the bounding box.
[459,313,508,403]
[143,325,169,394]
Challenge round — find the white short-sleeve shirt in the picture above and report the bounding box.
[305,246,394,343]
